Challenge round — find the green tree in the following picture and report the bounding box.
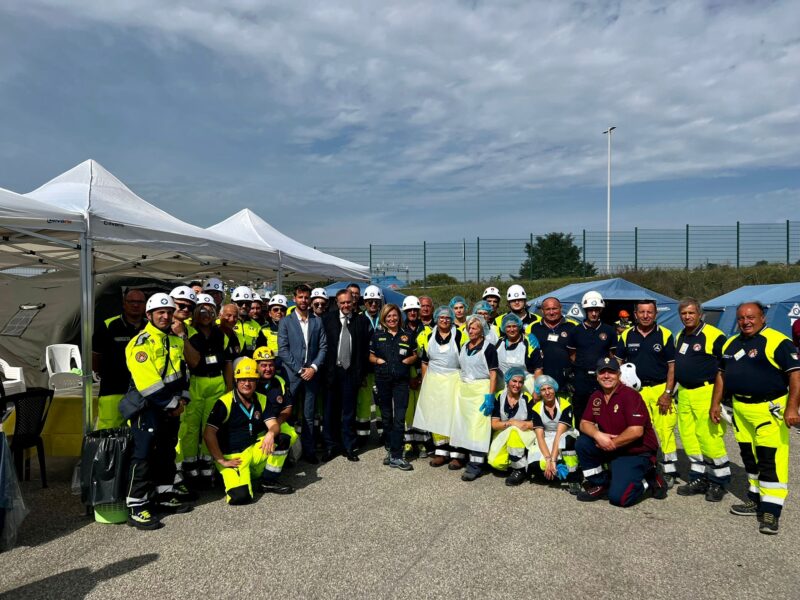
[518,232,596,279]
[413,272,459,286]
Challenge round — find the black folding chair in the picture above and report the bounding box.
[9,388,54,488]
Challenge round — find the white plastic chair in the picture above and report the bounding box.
[45,344,83,391]
[0,357,26,396]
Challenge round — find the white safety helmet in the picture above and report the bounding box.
[581,291,605,309]
[401,295,421,311]
[231,286,253,302]
[268,294,288,308]
[620,362,642,391]
[506,284,527,301]
[482,286,501,300]
[251,292,263,304]
[196,293,216,307]
[363,285,383,301]
[146,293,175,313]
[169,285,197,304]
[203,277,225,293]
[310,288,328,301]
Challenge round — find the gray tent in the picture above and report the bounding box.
[0,272,170,390]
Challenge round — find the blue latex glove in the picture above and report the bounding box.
[556,463,569,480]
[479,393,495,416]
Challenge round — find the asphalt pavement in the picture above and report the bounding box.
[1,432,798,600]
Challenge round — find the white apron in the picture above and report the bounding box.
[449,341,493,453]
[528,399,574,462]
[413,328,460,436]
[487,391,536,463]
[496,338,535,395]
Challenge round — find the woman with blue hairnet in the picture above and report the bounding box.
[449,296,469,331]
[487,367,536,486]
[413,306,466,467]
[450,314,499,481]
[529,374,581,493]
[474,301,499,346]
[496,313,543,395]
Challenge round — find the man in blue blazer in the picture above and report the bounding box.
[278,284,328,463]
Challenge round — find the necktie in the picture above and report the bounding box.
[339,316,351,370]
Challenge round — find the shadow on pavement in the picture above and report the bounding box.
[0,553,158,600]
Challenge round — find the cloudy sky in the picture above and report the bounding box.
[1,1,798,246]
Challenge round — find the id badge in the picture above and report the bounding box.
[679,343,688,355]
[734,349,745,361]
[399,348,408,356]
[206,355,219,365]
[547,334,559,342]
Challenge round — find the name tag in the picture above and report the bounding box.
[734,349,745,361]
[679,343,689,355]
[547,334,559,342]
[399,348,408,356]
[206,355,219,365]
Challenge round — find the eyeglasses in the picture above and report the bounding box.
[365,299,380,305]
[405,309,419,313]
[312,302,326,308]
[175,303,193,311]
[270,306,286,312]
[236,301,251,307]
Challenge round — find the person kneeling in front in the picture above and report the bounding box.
[575,357,667,506]
[204,358,294,505]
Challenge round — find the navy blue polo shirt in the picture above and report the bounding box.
[530,319,577,387]
[187,327,237,378]
[615,325,675,384]
[206,392,269,455]
[370,329,418,380]
[93,315,146,395]
[566,321,617,371]
[674,322,726,388]
[720,327,800,398]
[258,377,293,420]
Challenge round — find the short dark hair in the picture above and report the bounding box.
[678,297,702,313]
[347,283,361,292]
[336,288,352,300]
[294,284,312,296]
[634,299,657,311]
[123,288,146,300]
[188,280,202,288]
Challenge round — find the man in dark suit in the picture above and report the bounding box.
[322,289,365,461]
[278,284,327,463]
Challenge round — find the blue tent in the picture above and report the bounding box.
[528,277,682,333]
[324,282,407,307]
[702,282,800,338]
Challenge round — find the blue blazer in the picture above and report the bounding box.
[278,311,327,384]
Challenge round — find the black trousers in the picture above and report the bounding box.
[127,406,179,508]
[324,367,358,453]
[375,377,409,459]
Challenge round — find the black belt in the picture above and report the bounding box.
[733,392,785,404]
[680,380,714,390]
[640,379,666,388]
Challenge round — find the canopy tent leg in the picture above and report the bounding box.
[79,231,94,434]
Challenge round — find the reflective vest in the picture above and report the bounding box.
[125,321,186,409]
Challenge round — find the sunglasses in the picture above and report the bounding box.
[405,308,419,313]
[312,302,326,308]
[175,303,193,311]
[236,301,251,307]
[365,299,380,305]
[270,306,286,312]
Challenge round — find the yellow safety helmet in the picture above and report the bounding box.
[234,357,259,379]
[252,346,276,362]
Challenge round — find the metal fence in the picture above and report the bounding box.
[317,221,800,285]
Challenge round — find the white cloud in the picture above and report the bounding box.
[2,1,799,244]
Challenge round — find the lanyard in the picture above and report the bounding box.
[366,313,380,331]
[234,391,255,436]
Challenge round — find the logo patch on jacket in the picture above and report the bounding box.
[135,351,148,363]
[748,349,758,358]
[599,333,608,340]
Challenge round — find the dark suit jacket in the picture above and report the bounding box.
[278,310,327,390]
[322,310,365,385]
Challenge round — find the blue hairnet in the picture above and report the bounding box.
[534,374,559,394]
[473,300,492,314]
[504,366,527,384]
[434,305,455,322]
[449,296,469,311]
[501,313,523,331]
[465,314,489,336]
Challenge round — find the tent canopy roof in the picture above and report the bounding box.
[208,209,369,281]
[528,278,678,307]
[703,283,800,308]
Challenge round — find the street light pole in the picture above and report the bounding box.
[603,126,616,274]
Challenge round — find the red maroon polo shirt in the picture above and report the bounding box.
[582,384,659,455]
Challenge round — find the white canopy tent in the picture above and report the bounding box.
[1,159,287,433]
[208,208,370,282]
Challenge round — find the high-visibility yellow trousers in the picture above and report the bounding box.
[177,375,226,473]
[96,393,125,430]
[732,396,790,517]
[641,383,678,474]
[676,384,730,484]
